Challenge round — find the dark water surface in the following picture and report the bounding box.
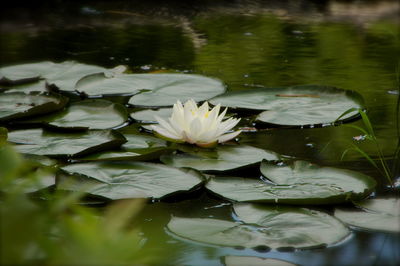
[1,1,399,265]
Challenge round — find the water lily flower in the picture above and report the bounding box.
[151,99,241,147]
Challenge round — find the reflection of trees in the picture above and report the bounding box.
[193,15,399,170]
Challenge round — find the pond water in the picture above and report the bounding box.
[1,0,399,265]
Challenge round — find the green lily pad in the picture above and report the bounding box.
[0,61,54,85]
[77,131,168,161]
[167,204,349,250]
[0,61,109,89]
[1,81,48,94]
[233,203,350,249]
[161,145,278,173]
[73,72,225,103]
[8,128,126,158]
[210,85,363,126]
[0,92,68,122]
[206,160,375,204]
[128,74,225,107]
[59,162,204,200]
[260,160,376,204]
[224,256,296,266]
[334,197,400,233]
[130,108,172,123]
[26,99,129,130]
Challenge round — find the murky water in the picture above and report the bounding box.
[1,0,399,265]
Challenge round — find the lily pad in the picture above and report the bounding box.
[7,128,126,158]
[73,72,225,102]
[1,81,48,94]
[224,256,296,266]
[161,145,278,173]
[0,61,109,89]
[233,203,350,249]
[130,108,172,123]
[210,85,363,126]
[167,204,349,250]
[77,131,168,161]
[59,162,204,200]
[334,197,400,233]
[128,74,225,107]
[26,99,129,130]
[0,92,68,122]
[0,61,54,85]
[259,160,376,204]
[206,160,375,204]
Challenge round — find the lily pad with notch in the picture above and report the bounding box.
[206,160,375,204]
[334,197,400,233]
[210,85,363,127]
[128,74,225,107]
[166,203,349,250]
[20,99,129,130]
[7,128,126,158]
[0,61,109,88]
[0,92,68,122]
[72,73,225,101]
[161,145,278,173]
[233,203,350,249]
[59,162,204,200]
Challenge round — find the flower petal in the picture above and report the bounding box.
[151,125,182,141]
[217,118,241,136]
[154,115,180,137]
[217,130,242,143]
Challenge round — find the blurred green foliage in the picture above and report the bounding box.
[0,137,160,265]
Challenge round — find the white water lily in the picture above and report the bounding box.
[151,99,241,147]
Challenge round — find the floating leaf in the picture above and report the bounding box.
[44,62,110,91]
[60,162,204,200]
[25,99,128,130]
[161,145,278,173]
[206,160,375,204]
[71,73,225,101]
[210,85,363,126]
[0,61,108,89]
[259,160,376,204]
[1,81,48,94]
[8,128,126,158]
[233,203,350,249]
[167,204,349,250]
[77,130,168,161]
[0,92,68,122]
[128,74,225,107]
[224,256,296,266]
[334,197,400,233]
[130,108,172,123]
[0,61,54,85]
